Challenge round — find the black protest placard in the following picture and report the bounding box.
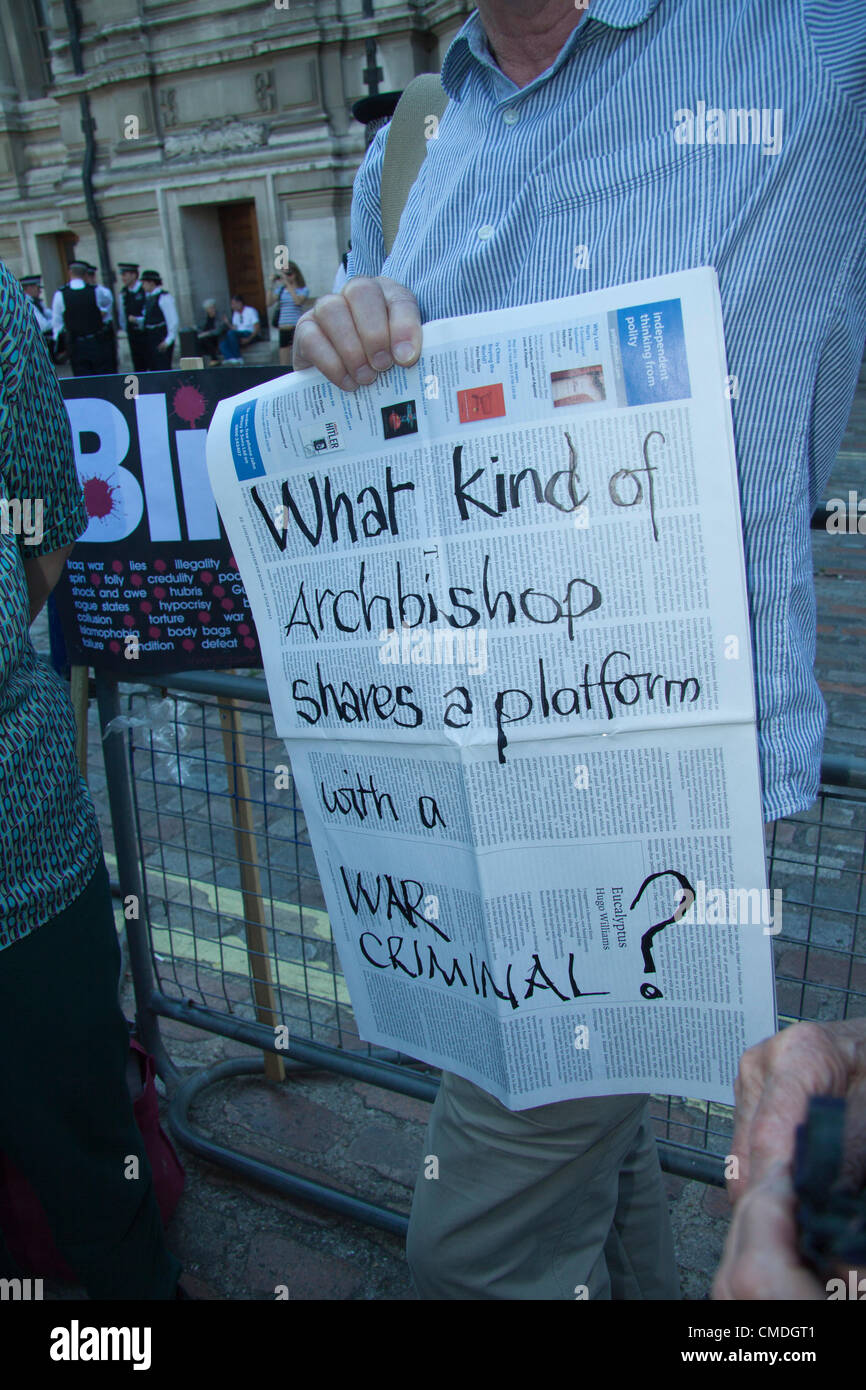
[53,367,285,673]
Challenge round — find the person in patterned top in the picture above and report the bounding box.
[0,260,183,1298]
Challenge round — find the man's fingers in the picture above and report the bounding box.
[728,1023,851,1201]
[292,276,421,389]
[293,306,362,390]
[713,1162,825,1301]
[729,1063,814,1198]
[727,1038,772,1195]
[341,278,397,371]
[319,290,385,384]
[377,276,423,366]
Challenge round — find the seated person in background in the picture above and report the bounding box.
[195,299,225,364]
[219,293,260,365]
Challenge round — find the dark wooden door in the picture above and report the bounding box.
[218,201,267,334]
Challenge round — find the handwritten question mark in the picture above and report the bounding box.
[628,870,696,1000]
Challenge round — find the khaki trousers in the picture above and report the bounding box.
[407,1072,680,1300]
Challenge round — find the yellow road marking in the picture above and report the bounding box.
[104,851,351,1006]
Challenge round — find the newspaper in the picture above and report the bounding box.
[206,268,777,1109]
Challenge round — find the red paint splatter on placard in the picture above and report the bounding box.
[90,573,101,587]
[112,560,123,574]
[182,638,195,652]
[172,382,208,428]
[82,475,120,521]
[140,601,152,614]
[237,624,250,636]
[130,573,143,587]
[229,556,238,569]
[123,614,135,627]
[154,558,167,572]
[198,611,211,624]
[153,586,166,600]
[221,598,233,610]
[199,571,213,585]
[109,640,121,653]
[243,636,256,649]
[212,585,225,598]
[148,626,159,639]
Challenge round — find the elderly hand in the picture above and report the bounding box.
[713,1019,866,1300]
[292,275,422,391]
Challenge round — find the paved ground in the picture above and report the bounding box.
[40,1021,728,1302]
[28,357,866,1302]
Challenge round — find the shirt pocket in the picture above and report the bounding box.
[528,129,721,279]
[532,128,714,214]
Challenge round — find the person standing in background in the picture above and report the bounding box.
[137,271,179,370]
[117,263,149,373]
[19,275,54,358]
[51,257,114,377]
[82,263,118,372]
[331,244,351,295]
[268,263,309,367]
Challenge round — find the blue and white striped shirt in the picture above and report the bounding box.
[277,284,309,329]
[349,0,866,823]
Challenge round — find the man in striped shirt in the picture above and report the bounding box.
[294,0,866,1300]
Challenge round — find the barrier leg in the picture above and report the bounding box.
[95,672,180,1086]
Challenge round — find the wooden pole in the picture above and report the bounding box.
[218,699,285,1083]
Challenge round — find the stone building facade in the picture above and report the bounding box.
[0,0,471,332]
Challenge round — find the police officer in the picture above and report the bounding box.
[138,270,178,370]
[117,262,148,372]
[19,274,54,355]
[82,262,118,371]
[51,258,114,376]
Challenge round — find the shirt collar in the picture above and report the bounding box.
[441,1,663,99]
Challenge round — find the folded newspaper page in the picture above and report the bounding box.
[206,268,777,1108]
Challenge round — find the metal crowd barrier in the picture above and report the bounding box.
[94,670,866,1233]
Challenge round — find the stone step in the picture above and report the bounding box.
[241,341,281,366]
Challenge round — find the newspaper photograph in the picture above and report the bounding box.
[206,267,777,1109]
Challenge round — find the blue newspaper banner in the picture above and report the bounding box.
[230,399,266,480]
[615,299,691,405]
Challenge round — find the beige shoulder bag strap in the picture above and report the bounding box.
[380,73,449,258]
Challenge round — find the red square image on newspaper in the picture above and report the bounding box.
[457,382,506,423]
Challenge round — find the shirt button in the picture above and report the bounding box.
[477,225,495,240]
[501,108,520,126]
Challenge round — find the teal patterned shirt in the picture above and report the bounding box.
[0,261,102,948]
